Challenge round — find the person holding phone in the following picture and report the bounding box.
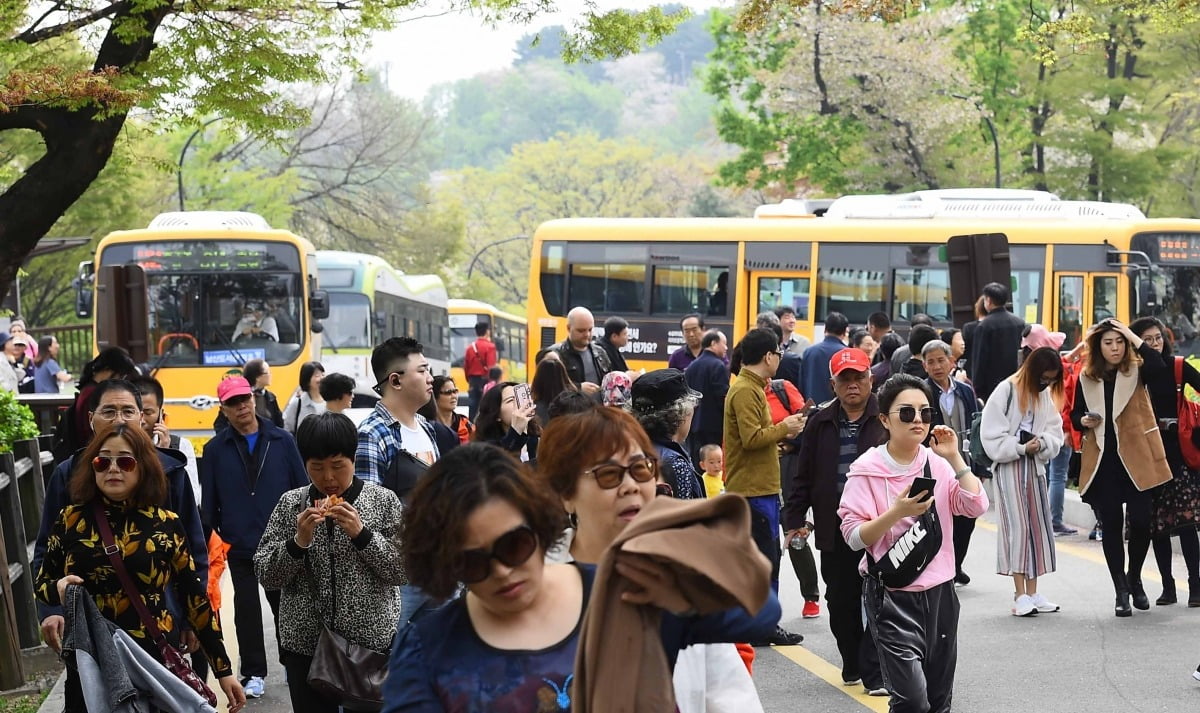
[837,374,987,711]
[979,347,1066,617]
[472,381,539,463]
[1071,319,1173,617]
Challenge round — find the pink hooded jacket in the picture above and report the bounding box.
[837,445,989,592]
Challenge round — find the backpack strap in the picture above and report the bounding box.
[769,379,792,413]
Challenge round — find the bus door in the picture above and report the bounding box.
[750,272,812,340]
[1053,272,1121,349]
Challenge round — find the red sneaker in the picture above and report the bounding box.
[802,601,820,619]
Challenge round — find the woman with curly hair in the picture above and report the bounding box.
[627,369,705,500]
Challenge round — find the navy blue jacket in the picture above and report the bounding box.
[926,377,987,477]
[201,417,309,560]
[684,350,729,441]
[33,447,206,622]
[799,335,848,406]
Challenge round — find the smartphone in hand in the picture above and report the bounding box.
[513,383,533,411]
[910,476,937,503]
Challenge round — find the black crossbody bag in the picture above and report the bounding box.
[865,460,943,589]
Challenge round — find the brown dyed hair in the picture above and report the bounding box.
[403,443,566,600]
[1082,323,1142,381]
[537,406,657,499]
[69,422,167,508]
[1011,347,1064,412]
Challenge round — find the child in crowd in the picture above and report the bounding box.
[699,444,725,498]
[482,366,503,394]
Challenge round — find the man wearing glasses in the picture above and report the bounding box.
[31,379,209,706]
[669,313,706,371]
[724,328,806,647]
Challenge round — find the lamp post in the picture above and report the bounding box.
[939,91,1001,189]
[177,117,225,211]
[466,235,530,279]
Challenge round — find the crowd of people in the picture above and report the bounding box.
[22,288,1200,713]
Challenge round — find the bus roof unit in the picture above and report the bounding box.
[148,211,273,230]
[819,189,1143,220]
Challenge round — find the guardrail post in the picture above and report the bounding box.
[0,525,25,689]
[0,450,39,649]
[16,439,45,543]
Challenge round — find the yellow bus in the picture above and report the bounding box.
[78,211,328,450]
[527,189,1200,370]
[448,299,528,401]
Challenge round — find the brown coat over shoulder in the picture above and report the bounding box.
[1077,368,1172,494]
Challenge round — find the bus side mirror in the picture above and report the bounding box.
[375,311,387,330]
[309,289,330,321]
[74,260,95,318]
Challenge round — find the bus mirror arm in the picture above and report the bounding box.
[311,321,325,335]
[309,289,330,321]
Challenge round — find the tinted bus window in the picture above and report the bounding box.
[568,263,646,314]
[652,265,729,316]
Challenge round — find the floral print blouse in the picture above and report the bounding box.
[36,498,232,677]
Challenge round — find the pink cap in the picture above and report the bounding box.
[217,376,253,403]
[830,348,871,376]
[1022,324,1066,351]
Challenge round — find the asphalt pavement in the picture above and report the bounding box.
[200,502,1200,713]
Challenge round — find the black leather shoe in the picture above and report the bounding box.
[954,570,971,585]
[1115,590,1132,617]
[767,626,804,646]
[1157,580,1177,606]
[1189,577,1200,607]
[1129,579,1151,610]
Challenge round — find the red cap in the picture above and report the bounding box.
[217,376,253,403]
[829,348,871,376]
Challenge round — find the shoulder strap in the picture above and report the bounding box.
[1176,357,1184,392]
[90,500,168,644]
[769,379,792,412]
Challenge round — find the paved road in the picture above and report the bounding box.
[206,509,1200,712]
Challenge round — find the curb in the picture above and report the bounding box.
[34,672,64,713]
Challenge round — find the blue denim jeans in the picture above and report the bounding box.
[1047,444,1073,527]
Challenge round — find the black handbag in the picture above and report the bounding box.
[306,520,389,711]
[865,460,944,590]
[382,447,429,505]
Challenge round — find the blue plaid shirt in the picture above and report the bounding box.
[354,403,440,485]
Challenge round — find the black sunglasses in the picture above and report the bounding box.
[458,525,538,584]
[890,406,935,424]
[93,455,137,473]
[583,457,657,490]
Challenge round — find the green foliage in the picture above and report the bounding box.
[0,388,40,453]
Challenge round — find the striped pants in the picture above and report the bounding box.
[994,455,1057,578]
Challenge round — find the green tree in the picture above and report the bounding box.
[0,1,686,303]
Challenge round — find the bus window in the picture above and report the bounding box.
[1057,275,1084,349]
[324,292,371,349]
[1012,270,1042,324]
[1093,275,1118,322]
[540,243,566,316]
[652,265,728,316]
[815,245,887,324]
[756,277,810,320]
[892,268,950,322]
[568,263,646,314]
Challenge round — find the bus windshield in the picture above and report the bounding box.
[1148,265,1200,358]
[324,292,372,350]
[102,240,306,367]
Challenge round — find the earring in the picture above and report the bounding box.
[567,512,579,529]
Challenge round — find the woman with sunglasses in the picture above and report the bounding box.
[419,375,473,445]
[1129,317,1200,607]
[473,381,539,462]
[540,401,773,712]
[255,412,405,713]
[36,423,246,713]
[837,374,987,712]
[1072,319,1172,616]
[979,347,1066,616]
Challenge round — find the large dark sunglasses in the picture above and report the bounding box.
[458,525,538,584]
[582,457,657,490]
[92,456,137,473]
[890,406,935,424]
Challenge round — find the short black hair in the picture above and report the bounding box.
[547,390,598,421]
[474,321,490,337]
[701,329,724,350]
[299,361,324,392]
[295,411,358,462]
[738,328,778,366]
[773,305,796,318]
[982,282,1010,307]
[907,324,939,354]
[680,313,705,330]
[850,328,870,349]
[128,375,163,407]
[877,373,932,415]
[319,373,356,401]
[867,312,891,330]
[81,346,137,386]
[370,337,424,382]
[603,316,628,339]
[910,313,934,327]
[824,312,849,336]
[939,327,960,345]
[242,358,267,386]
[89,378,143,413]
[878,332,905,360]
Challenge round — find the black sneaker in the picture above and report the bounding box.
[757,626,803,646]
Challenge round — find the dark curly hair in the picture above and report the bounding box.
[403,443,566,600]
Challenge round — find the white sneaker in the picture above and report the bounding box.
[865,686,889,696]
[1030,593,1060,613]
[1012,594,1038,617]
[244,676,265,698]
[1192,667,1200,682]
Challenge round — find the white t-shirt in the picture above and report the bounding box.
[400,422,436,465]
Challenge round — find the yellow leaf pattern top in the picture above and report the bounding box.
[35,499,232,677]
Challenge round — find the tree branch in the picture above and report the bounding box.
[15,2,128,44]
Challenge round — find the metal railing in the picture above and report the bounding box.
[0,438,53,690]
[27,324,92,378]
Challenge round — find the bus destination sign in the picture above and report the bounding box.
[131,242,276,271]
[1157,235,1200,264]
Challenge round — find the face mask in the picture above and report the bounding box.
[1038,380,1054,392]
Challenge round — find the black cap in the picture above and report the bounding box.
[630,369,702,412]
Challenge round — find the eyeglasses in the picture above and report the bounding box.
[92,455,137,473]
[582,457,657,489]
[439,389,459,396]
[94,406,141,421]
[1143,333,1165,344]
[889,406,935,424]
[458,525,538,584]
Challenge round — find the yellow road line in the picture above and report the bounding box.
[771,645,890,712]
